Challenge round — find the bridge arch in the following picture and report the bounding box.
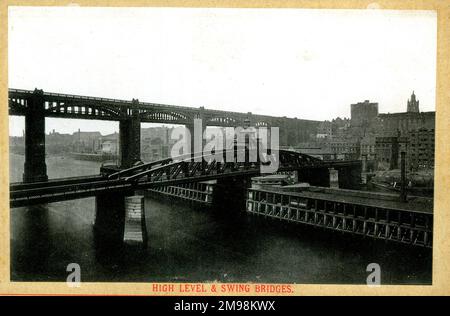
[45,102,122,119]
[254,121,270,128]
[140,110,189,124]
[206,116,239,126]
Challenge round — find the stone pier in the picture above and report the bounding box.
[23,89,48,183]
[123,195,148,248]
[94,192,127,249]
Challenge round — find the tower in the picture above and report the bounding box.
[407,91,420,113]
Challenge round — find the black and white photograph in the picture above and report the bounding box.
[7,6,436,288]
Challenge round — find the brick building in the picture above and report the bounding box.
[328,137,360,160]
[407,128,435,170]
[375,136,408,170]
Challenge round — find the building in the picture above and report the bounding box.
[72,129,102,153]
[377,111,435,137]
[375,136,408,170]
[331,117,351,136]
[378,92,435,137]
[327,136,360,160]
[99,132,119,155]
[141,126,174,162]
[316,121,333,138]
[360,134,376,161]
[407,128,435,170]
[350,100,378,127]
[100,132,119,155]
[142,137,170,161]
[407,91,420,113]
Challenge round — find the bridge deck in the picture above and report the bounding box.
[9,149,362,208]
[274,186,433,214]
[246,186,433,248]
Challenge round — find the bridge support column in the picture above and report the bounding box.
[297,168,330,187]
[329,168,339,188]
[23,89,48,183]
[94,191,127,250]
[123,195,148,248]
[212,177,252,215]
[120,105,141,168]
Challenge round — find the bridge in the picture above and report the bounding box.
[10,149,362,208]
[9,88,320,182]
[9,87,363,248]
[10,147,361,247]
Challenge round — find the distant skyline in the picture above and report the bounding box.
[8,7,437,136]
[9,123,176,137]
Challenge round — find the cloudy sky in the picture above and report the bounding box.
[8,7,436,136]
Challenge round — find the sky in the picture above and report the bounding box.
[8,7,437,136]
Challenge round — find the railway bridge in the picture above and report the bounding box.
[9,88,364,248]
[9,88,320,182]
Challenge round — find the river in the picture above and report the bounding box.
[9,153,432,284]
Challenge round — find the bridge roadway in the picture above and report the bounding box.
[10,149,362,208]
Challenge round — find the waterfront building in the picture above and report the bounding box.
[407,128,435,170]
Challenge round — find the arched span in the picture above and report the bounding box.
[45,102,122,118]
[206,116,239,126]
[255,121,270,127]
[140,110,189,123]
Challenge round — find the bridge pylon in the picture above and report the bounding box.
[119,104,141,168]
[23,89,48,183]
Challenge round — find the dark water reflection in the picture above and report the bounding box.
[10,154,432,284]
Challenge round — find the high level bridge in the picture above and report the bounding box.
[9,88,320,182]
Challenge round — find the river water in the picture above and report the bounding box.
[10,153,432,284]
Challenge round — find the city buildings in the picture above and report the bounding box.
[309,91,435,172]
